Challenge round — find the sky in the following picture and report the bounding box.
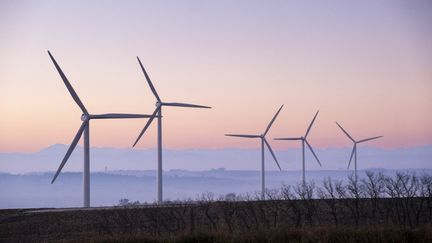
[1,0,431,153]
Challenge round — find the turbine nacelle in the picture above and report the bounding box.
[81,114,90,121]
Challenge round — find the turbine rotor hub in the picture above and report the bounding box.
[81,114,89,121]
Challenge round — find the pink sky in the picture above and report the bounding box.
[0,1,431,152]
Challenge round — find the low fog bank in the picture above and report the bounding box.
[1,168,431,209]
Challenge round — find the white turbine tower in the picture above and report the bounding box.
[274,110,321,185]
[336,122,383,181]
[225,105,284,200]
[48,51,152,207]
[132,57,211,204]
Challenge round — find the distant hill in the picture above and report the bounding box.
[0,144,431,174]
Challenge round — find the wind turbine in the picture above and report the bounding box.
[48,51,152,207]
[335,122,383,181]
[225,105,284,200]
[274,110,321,185]
[132,57,211,204]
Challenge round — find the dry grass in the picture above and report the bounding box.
[88,225,432,243]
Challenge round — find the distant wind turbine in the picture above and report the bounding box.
[48,51,152,207]
[132,57,211,204]
[226,105,284,200]
[274,110,321,185]
[335,122,383,181]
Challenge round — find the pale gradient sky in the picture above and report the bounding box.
[0,0,431,152]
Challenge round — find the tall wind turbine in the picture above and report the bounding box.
[274,110,321,185]
[225,105,284,200]
[335,122,383,181]
[48,51,152,207]
[132,57,211,204]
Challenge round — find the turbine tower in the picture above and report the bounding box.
[225,105,284,200]
[48,51,152,207]
[274,110,321,185]
[132,57,211,204]
[335,122,383,181]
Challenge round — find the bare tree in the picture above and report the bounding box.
[294,181,319,225]
[318,177,340,225]
[197,192,218,231]
[346,174,366,225]
[281,184,303,227]
[361,171,385,222]
[266,188,284,228]
[420,173,432,223]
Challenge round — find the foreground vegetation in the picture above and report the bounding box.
[1,171,431,242]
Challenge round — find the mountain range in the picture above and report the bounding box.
[1,144,431,174]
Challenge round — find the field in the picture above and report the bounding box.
[1,197,431,242]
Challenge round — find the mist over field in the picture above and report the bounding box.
[0,144,431,209]
[0,168,430,209]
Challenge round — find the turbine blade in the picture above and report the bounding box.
[225,134,261,138]
[357,136,383,143]
[264,104,284,136]
[263,138,282,171]
[51,121,87,183]
[274,137,302,141]
[132,107,160,147]
[347,145,356,170]
[305,110,319,138]
[137,57,161,102]
[162,102,211,109]
[90,113,153,119]
[48,51,88,114]
[335,122,355,142]
[305,139,321,167]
